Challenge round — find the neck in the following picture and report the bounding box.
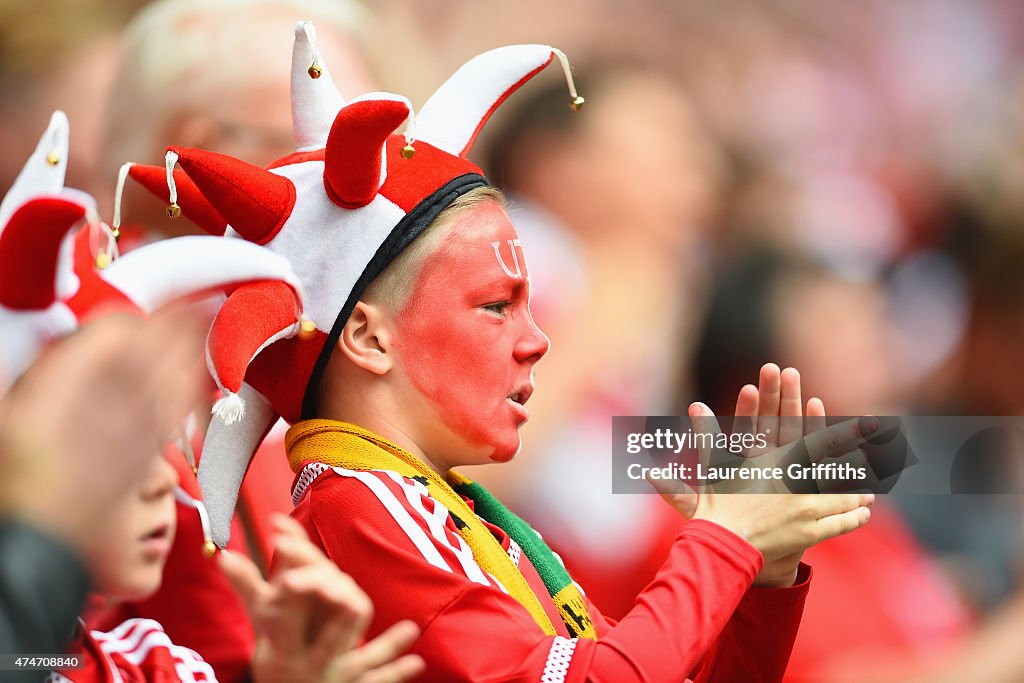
[319,395,450,478]
[320,362,467,476]
[351,414,451,477]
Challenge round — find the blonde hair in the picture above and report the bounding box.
[362,185,506,313]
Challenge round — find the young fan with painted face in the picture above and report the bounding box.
[137,23,876,682]
[326,188,545,469]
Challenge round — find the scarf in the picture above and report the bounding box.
[286,419,597,640]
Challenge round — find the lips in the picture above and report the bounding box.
[507,383,534,406]
[139,523,172,559]
[506,382,534,423]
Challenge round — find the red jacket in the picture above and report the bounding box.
[291,463,810,682]
[50,618,217,682]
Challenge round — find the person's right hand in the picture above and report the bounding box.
[0,309,205,556]
[219,514,425,683]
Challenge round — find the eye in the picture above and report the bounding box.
[483,301,511,316]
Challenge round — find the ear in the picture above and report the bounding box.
[336,300,393,375]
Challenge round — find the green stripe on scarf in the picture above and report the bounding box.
[452,478,571,600]
[451,476,596,639]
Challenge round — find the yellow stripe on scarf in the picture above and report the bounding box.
[285,419,560,637]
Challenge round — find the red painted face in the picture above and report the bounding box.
[394,201,549,465]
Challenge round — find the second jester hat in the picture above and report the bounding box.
[130,22,582,545]
[0,111,306,392]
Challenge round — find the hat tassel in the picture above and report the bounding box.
[213,390,246,424]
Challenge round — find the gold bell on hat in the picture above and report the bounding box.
[166,203,181,219]
[95,251,112,269]
[308,62,322,79]
[298,318,317,340]
[570,96,585,111]
[401,143,416,159]
[46,150,60,166]
[202,540,217,558]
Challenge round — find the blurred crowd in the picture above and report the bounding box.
[4,0,1024,681]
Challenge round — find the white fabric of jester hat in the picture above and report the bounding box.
[0,205,81,388]
[416,44,555,156]
[232,160,404,330]
[101,235,304,315]
[291,21,346,151]
[0,305,77,391]
[199,381,276,547]
[0,111,69,227]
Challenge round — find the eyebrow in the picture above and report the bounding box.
[470,277,526,299]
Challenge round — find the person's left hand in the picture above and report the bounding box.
[722,364,866,587]
[657,364,872,588]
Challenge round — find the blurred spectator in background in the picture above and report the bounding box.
[0,0,143,202]
[101,0,375,239]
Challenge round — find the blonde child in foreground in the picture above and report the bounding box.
[50,448,424,683]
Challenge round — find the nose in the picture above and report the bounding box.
[141,453,180,501]
[514,310,550,365]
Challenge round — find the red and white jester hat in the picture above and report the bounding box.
[0,111,307,399]
[0,111,310,553]
[131,22,583,546]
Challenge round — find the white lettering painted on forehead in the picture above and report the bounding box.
[490,239,525,279]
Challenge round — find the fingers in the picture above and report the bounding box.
[812,505,872,543]
[251,516,323,655]
[778,368,803,446]
[273,511,312,541]
[805,397,826,435]
[817,450,870,493]
[814,492,875,518]
[803,416,879,463]
[271,514,324,573]
[262,515,329,652]
[268,514,375,658]
[353,655,426,683]
[218,549,271,618]
[733,384,758,418]
[264,579,318,655]
[286,562,374,661]
[644,472,696,497]
[311,612,372,674]
[643,453,700,517]
[330,621,421,683]
[648,477,700,519]
[688,401,724,468]
[732,384,758,453]
[757,363,782,446]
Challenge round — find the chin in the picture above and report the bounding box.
[116,566,166,602]
[488,434,523,463]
